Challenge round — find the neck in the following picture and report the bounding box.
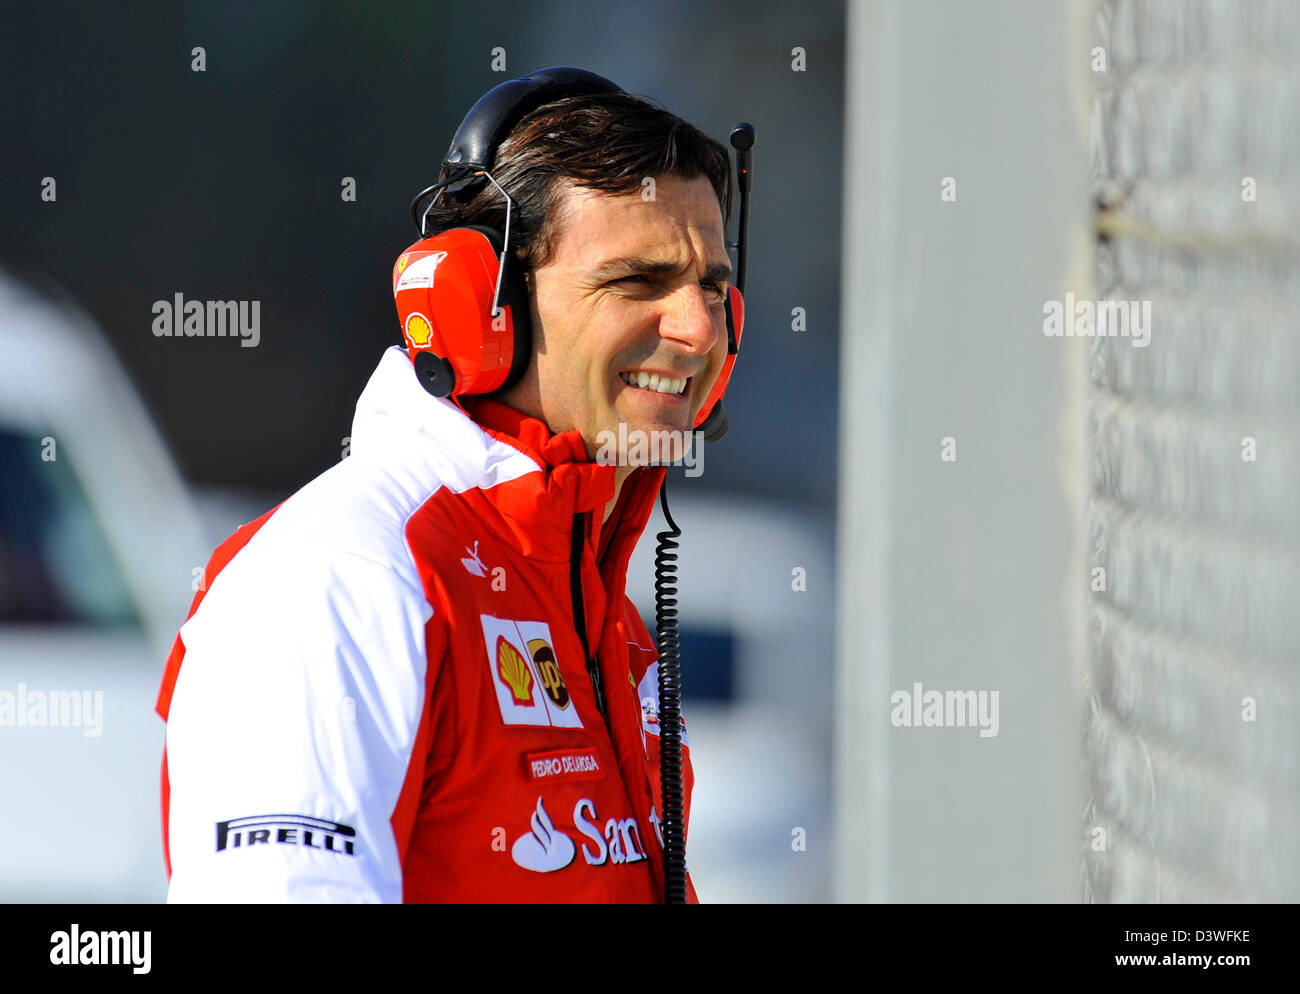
[603,463,635,525]
[474,388,637,527]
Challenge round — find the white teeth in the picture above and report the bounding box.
[621,372,688,395]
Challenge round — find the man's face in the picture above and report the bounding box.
[500,173,732,466]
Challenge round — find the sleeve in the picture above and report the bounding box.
[161,535,439,903]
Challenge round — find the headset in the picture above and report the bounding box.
[394,66,754,904]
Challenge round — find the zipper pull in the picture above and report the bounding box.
[587,657,607,725]
[570,511,611,731]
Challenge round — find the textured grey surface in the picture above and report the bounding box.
[1085,0,1300,902]
[835,0,1084,901]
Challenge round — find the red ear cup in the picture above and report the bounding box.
[693,284,744,430]
[392,226,532,398]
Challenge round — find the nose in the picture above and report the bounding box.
[656,283,723,357]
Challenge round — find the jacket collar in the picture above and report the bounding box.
[351,347,665,566]
[458,395,667,573]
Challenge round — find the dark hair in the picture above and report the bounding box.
[418,91,733,270]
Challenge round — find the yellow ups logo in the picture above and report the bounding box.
[496,635,534,704]
[528,637,570,710]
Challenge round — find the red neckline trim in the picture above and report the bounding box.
[459,395,592,471]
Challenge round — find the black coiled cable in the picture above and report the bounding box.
[654,473,688,904]
[653,121,753,905]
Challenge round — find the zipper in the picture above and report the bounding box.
[570,511,608,728]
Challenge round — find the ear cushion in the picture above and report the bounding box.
[693,285,744,432]
[459,224,533,393]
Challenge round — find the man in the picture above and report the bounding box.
[154,72,738,902]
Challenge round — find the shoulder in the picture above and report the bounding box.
[184,455,444,652]
[169,460,444,766]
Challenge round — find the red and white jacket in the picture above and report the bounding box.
[155,345,698,902]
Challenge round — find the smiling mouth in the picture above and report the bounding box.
[618,371,690,396]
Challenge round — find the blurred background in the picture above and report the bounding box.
[2,0,1297,904]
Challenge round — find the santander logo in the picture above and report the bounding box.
[511,796,649,874]
[511,798,576,872]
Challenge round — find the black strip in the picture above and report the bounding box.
[9,907,1286,977]
[569,512,607,725]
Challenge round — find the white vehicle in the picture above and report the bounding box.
[0,269,254,901]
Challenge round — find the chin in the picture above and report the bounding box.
[627,424,694,467]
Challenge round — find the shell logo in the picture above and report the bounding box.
[497,635,534,705]
[404,313,433,348]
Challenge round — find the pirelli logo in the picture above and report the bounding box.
[215,814,357,855]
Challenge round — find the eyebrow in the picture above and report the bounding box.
[589,255,734,285]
